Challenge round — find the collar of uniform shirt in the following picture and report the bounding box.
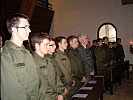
[82,45,87,48]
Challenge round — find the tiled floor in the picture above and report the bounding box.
[103,72,133,100]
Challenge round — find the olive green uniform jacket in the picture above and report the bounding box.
[45,54,68,97]
[112,46,121,62]
[33,53,64,100]
[117,44,125,62]
[94,46,107,69]
[66,47,85,82]
[94,46,110,82]
[54,49,73,87]
[54,49,74,100]
[1,41,39,100]
[66,48,85,93]
[102,44,112,62]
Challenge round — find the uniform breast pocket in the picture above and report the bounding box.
[40,67,48,77]
[14,63,27,84]
[61,58,66,65]
[62,61,66,67]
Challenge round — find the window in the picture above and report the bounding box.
[97,23,117,42]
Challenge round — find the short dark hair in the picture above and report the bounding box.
[116,38,121,41]
[67,35,78,44]
[6,13,29,34]
[49,37,55,42]
[30,32,50,50]
[97,38,103,42]
[112,42,116,44]
[92,40,97,43]
[55,36,66,49]
[67,35,78,48]
[103,36,108,40]
[108,42,113,45]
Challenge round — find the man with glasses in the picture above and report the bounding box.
[46,38,68,99]
[1,13,39,100]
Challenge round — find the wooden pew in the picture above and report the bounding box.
[108,63,122,95]
[72,75,104,100]
[107,60,129,95]
[121,60,129,80]
[72,60,129,99]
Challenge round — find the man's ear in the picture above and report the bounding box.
[35,43,39,50]
[58,42,61,46]
[12,27,17,33]
[69,40,73,45]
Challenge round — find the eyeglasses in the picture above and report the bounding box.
[17,26,30,29]
[49,44,56,46]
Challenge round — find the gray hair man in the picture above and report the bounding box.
[78,34,95,82]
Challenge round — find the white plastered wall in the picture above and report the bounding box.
[49,0,133,63]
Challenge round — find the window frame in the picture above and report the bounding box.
[97,22,117,42]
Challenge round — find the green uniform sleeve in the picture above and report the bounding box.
[1,55,28,100]
[54,53,69,86]
[56,76,65,96]
[54,60,67,86]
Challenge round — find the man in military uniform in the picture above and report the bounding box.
[116,38,125,62]
[94,39,111,90]
[66,35,86,93]
[90,39,98,54]
[90,40,98,74]
[46,38,68,99]
[1,13,39,100]
[54,36,75,100]
[30,32,65,100]
[102,37,112,65]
